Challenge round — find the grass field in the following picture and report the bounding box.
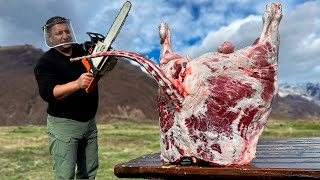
[0,119,319,180]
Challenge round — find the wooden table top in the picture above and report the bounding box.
[114,137,320,179]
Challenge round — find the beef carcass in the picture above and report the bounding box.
[71,3,282,166]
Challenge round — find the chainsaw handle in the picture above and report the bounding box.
[81,58,100,93]
[85,76,101,93]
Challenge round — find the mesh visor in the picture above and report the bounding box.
[43,19,77,48]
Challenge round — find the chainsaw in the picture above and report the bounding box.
[81,1,131,93]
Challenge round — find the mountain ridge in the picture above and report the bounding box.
[278,82,320,105]
[0,45,319,126]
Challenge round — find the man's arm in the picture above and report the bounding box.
[53,72,93,101]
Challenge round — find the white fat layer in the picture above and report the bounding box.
[160,53,276,164]
[159,3,280,165]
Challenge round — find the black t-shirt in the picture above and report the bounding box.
[34,44,99,121]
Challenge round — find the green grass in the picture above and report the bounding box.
[0,119,319,180]
[261,119,320,138]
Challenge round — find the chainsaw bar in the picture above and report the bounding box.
[82,1,131,93]
[91,1,131,71]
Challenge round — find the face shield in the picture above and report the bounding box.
[43,19,77,48]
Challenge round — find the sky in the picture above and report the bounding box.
[0,0,319,83]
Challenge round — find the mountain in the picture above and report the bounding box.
[0,45,158,126]
[271,94,320,120]
[278,83,320,105]
[272,83,320,120]
[0,45,45,125]
[0,45,319,126]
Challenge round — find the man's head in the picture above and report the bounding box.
[43,16,77,49]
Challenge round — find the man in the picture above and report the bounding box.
[34,16,102,179]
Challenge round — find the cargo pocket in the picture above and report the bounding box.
[48,132,71,159]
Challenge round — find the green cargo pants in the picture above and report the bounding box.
[47,115,99,180]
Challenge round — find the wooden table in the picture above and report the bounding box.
[114,138,320,179]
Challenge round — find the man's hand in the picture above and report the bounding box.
[76,72,94,89]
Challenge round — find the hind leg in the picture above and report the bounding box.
[159,23,180,65]
[259,3,282,42]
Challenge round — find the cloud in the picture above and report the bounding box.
[181,15,261,58]
[277,1,320,82]
[0,0,80,49]
[0,0,319,83]
[178,1,320,83]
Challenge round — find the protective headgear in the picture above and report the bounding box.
[42,16,77,48]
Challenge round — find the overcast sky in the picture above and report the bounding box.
[0,0,319,83]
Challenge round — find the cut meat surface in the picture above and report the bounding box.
[71,3,282,166]
[157,3,282,166]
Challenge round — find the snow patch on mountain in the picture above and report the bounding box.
[278,83,320,105]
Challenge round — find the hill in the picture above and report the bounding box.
[0,45,158,125]
[0,45,319,125]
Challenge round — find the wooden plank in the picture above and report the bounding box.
[114,138,320,179]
